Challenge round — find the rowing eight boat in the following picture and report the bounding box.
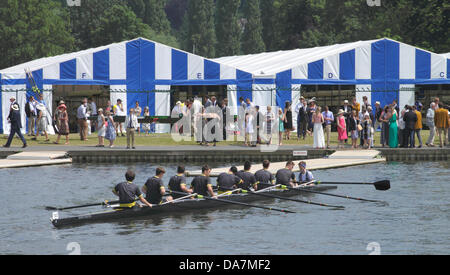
[50,184,337,228]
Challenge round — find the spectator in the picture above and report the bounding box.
[374,101,382,132]
[434,103,449,148]
[403,105,417,148]
[113,99,125,136]
[306,99,317,136]
[25,96,37,136]
[295,96,308,140]
[77,98,89,141]
[413,105,423,148]
[351,97,361,115]
[125,108,139,149]
[54,103,69,145]
[265,106,274,145]
[388,106,399,148]
[322,106,334,149]
[142,107,151,136]
[336,109,347,149]
[283,101,293,140]
[341,100,352,143]
[32,103,50,142]
[348,110,360,149]
[96,108,106,147]
[4,103,27,148]
[380,106,390,147]
[104,110,117,148]
[312,107,325,149]
[278,108,284,146]
[362,114,372,149]
[135,101,142,136]
[426,103,437,147]
[87,97,97,135]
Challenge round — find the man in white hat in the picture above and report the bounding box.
[4,104,27,148]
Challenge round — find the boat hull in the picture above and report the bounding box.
[51,185,337,228]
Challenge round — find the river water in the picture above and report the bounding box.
[0,161,448,255]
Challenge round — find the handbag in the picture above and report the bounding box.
[357,124,363,132]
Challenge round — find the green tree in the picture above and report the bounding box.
[0,0,74,69]
[260,0,282,51]
[186,0,217,57]
[90,4,179,48]
[215,0,242,57]
[141,0,172,35]
[241,0,266,54]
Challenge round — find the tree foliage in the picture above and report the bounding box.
[0,0,74,69]
[216,0,242,57]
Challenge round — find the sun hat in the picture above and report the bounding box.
[11,104,19,111]
[58,104,67,110]
[337,109,345,115]
[36,103,45,111]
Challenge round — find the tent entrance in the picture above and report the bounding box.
[416,84,450,109]
[52,85,110,132]
[301,85,356,113]
[171,85,227,108]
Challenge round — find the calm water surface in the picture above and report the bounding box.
[0,161,448,255]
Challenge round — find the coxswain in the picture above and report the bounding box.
[168,166,192,199]
[298,161,315,184]
[112,170,152,208]
[254,160,275,189]
[217,166,243,194]
[142,167,173,205]
[190,165,216,198]
[236,161,258,190]
[275,161,297,187]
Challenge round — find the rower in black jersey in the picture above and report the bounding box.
[236,161,258,190]
[217,166,243,193]
[190,165,216,197]
[113,170,152,209]
[142,167,173,205]
[275,161,298,187]
[168,166,192,199]
[254,160,275,189]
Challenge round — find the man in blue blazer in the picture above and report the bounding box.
[3,103,27,148]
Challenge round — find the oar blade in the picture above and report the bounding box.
[374,180,391,191]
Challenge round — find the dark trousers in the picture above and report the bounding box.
[403,128,414,148]
[5,126,27,146]
[297,115,307,138]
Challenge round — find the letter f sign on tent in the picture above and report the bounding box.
[67,0,81,7]
[367,0,381,6]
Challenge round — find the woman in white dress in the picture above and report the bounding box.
[96,108,106,147]
[312,107,325,149]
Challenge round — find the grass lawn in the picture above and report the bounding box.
[1,130,433,148]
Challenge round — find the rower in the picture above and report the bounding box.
[275,161,297,188]
[254,160,275,189]
[217,166,243,194]
[112,170,152,209]
[236,161,258,191]
[298,161,315,184]
[168,166,192,199]
[142,167,173,205]
[190,165,216,198]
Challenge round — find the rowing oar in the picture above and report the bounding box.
[45,200,120,211]
[220,186,345,209]
[282,183,383,203]
[315,180,391,191]
[168,190,296,214]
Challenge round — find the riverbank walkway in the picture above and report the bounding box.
[0,151,71,169]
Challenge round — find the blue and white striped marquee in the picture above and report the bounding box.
[215,38,450,113]
[0,38,252,134]
[1,37,449,134]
